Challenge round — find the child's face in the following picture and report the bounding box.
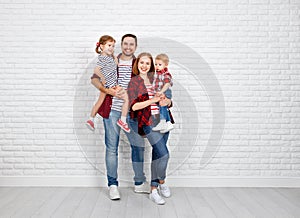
[155,59,167,71]
[100,40,115,56]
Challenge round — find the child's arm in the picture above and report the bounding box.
[157,83,171,96]
[94,66,106,85]
[113,54,118,65]
[91,67,116,96]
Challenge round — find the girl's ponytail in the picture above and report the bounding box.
[95,41,101,54]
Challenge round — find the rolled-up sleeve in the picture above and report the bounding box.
[91,73,100,80]
[163,72,173,86]
[128,79,138,111]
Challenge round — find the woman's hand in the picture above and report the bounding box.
[152,93,161,103]
[159,95,171,107]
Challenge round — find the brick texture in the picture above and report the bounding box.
[0,0,300,182]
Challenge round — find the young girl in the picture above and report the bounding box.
[86,35,130,133]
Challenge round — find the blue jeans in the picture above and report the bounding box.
[159,106,170,121]
[103,110,146,186]
[130,116,170,187]
[159,89,172,121]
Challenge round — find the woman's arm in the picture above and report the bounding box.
[128,77,161,111]
[132,95,160,111]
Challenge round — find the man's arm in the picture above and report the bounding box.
[91,77,110,93]
[91,69,124,98]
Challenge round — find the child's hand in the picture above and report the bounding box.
[114,56,118,65]
[156,91,163,96]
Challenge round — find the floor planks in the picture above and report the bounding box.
[0,187,299,218]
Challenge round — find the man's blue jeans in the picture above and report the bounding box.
[103,110,146,186]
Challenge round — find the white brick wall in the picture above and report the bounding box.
[1,0,300,186]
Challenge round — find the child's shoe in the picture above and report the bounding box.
[117,119,130,133]
[86,120,95,131]
[160,121,174,133]
[152,120,167,131]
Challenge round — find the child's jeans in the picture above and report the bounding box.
[159,89,172,122]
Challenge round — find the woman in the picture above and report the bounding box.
[127,52,172,205]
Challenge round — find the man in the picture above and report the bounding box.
[91,34,150,200]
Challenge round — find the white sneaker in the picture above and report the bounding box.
[159,183,171,198]
[152,120,167,131]
[109,185,120,200]
[134,182,151,193]
[160,121,174,133]
[149,189,165,205]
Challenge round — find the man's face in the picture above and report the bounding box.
[121,37,137,57]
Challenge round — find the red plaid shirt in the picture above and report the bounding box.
[153,67,173,91]
[128,75,152,135]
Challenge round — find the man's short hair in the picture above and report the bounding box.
[121,34,137,45]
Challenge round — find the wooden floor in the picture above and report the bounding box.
[0,187,299,218]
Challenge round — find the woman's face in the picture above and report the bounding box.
[138,56,152,75]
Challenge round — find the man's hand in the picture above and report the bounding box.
[113,86,126,99]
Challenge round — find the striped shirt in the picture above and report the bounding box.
[96,55,117,88]
[145,84,159,115]
[111,58,133,112]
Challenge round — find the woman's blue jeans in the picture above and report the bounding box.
[129,116,170,187]
[103,110,146,186]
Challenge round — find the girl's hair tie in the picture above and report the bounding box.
[96,42,100,47]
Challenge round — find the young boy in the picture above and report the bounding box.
[152,53,174,133]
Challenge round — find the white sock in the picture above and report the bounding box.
[120,116,127,123]
[89,116,94,122]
